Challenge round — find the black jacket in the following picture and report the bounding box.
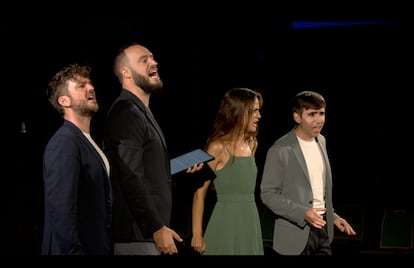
[104,89,172,242]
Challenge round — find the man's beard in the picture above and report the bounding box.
[68,94,99,118]
[77,102,98,117]
[132,70,163,94]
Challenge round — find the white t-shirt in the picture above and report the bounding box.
[297,136,325,211]
[83,132,110,177]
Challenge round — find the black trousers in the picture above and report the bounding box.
[301,216,332,255]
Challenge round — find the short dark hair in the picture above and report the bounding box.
[292,90,325,114]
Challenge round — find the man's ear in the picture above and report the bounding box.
[58,96,70,107]
[293,112,301,124]
[121,67,130,78]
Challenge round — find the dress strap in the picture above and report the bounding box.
[223,142,233,157]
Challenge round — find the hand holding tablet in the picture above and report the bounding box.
[170,149,214,175]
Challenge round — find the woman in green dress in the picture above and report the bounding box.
[191,88,264,255]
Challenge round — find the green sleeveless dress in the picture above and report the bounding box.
[203,152,264,255]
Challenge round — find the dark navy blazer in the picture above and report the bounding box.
[42,120,112,255]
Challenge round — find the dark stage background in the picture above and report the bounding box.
[1,3,411,255]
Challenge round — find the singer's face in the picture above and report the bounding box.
[126,44,163,94]
[245,97,261,133]
[66,76,99,117]
[294,107,325,141]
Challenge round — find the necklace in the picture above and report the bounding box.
[229,140,249,152]
[239,142,249,151]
